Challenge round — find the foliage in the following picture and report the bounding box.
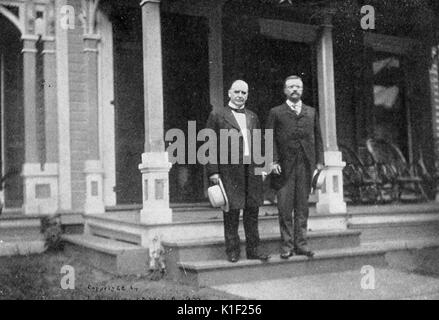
[41,215,64,252]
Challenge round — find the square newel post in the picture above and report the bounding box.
[21,34,45,214]
[22,34,59,214]
[316,12,347,214]
[83,34,105,214]
[139,0,173,224]
[27,36,60,215]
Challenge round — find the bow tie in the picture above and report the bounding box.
[230,107,245,114]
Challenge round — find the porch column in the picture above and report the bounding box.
[22,34,58,214]
[429,45,439,201]
[139,0,172,224]
[315,12,347,214]
[32,36,60,214]
[83,33,105,214]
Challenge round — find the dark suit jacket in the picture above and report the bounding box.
[205,106,263,210]
[265,103,324,190]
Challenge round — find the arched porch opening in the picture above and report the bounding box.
[0,12,24,208]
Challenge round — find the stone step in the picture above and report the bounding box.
[163,229,361,277]
[175,239,439,287]
[348,220,439,243]
[62,234,150,275]
[0,238,45,257]
[347,208,439,226]
[0,216,42,238]
[84,211,348,246]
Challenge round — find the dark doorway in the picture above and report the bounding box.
[112,9,210,204]
[112,6,144,204]
[222,14,316,127]
[0,14,24,208]
[162,13,210,203]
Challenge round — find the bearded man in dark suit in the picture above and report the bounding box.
[266,75,324,259]
[205,80,269,263]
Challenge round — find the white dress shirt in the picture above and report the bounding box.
[228,102,250,156]
[286,99,302,115]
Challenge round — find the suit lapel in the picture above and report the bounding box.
[223,107,241,130]
[283,102,308,119]
[245,109,254,131]
[283,103,297,119]
[297,104,307,119]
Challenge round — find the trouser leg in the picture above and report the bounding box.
[294,156,311,249]
[243,206,260,255]
[223,209,240,256]
[277,172,296,254]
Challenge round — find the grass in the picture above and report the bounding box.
[0,251,241,300]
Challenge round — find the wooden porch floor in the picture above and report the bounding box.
[96,201,439,224]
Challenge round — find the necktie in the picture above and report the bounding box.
[291,105,299,115]
[229,107,245,114]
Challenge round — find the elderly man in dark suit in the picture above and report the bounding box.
[205,80,269,263]
[266,75,324,259]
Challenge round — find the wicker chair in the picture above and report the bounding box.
[366,138,428,202]
[339,144,382,204]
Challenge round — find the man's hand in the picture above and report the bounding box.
[316,163,324,170]
[209,174,220,185]
[270,163,282,175]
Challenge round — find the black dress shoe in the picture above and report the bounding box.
[280,251,294,259]
[294,247,314,258]
[227,254,240,263]
[247,253,270,261]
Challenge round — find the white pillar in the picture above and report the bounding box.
[315,13,346,214]
[22,34,58,215]
[139,0,172,224]
[429,46,439,201]
[83,33,105,214]
[55,0,72,211]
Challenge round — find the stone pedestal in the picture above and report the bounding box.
[139,152,172,224]
[316,151,347,214]
[23,163,59,215]
[84,160,105,214]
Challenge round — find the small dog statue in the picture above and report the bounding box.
[148,235,166,280]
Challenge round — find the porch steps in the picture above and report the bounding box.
[348,220,439,243]
[0,237,45,257]
[62,234,150,275]
[347,207,439,226]
[163,229,360,277]
[0,215,46,257]
[0,215,43,239]
[61,229,360,277]
[84,210,348,246]
[176,239,439,287]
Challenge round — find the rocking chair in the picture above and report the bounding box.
[339,144,382,204]
[366,138,428,202]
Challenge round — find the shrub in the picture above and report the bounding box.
[41,215,64,252]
